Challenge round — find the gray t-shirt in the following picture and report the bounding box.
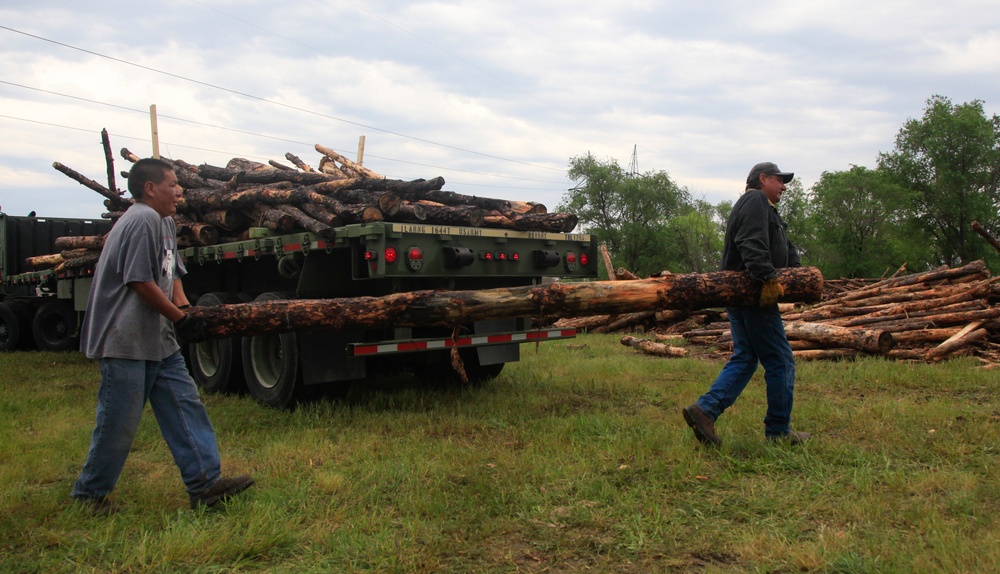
[80,203,187,361]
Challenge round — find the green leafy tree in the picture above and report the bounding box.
[877,95,1000,267]
[774,178,815,265]
[808,166,926,278]
[558,153,690,276]
[664,199,725,273]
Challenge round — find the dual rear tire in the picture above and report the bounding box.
[241,292,301,409]
[188,291,302,409]
[0,300,78,352]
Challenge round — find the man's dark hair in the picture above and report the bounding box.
[128,158,175,199]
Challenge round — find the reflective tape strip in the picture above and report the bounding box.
[348,328,577,357]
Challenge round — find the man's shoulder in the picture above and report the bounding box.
[732,189,768,213]
[113,204,163,234]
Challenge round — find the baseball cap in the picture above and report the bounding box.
[746,162,794,184]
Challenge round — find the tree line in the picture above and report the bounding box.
[558,95,1000,279]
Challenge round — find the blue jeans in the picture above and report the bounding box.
[695,305,795,437]
[72,351,222,501]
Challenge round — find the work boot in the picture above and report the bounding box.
[190,475,254,509]
[767,430,811,445]
[682,404,721,446]
[74,496,120,517]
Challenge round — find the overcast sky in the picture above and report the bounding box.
[1,0,998,220]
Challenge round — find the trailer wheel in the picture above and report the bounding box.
[32,300,78,351]
[0,302,30,351]
[188,292,250,394]
[242,292,301,409]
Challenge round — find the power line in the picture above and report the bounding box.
[187,0,586,124]
[0,111,569,189]
[0,24,565,173]
[0,81,567,185]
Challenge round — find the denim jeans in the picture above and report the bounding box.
[695,305,795,437]
[72,351,222,501]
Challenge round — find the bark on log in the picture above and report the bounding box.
[783,321,894,354]
[312,176,446,196]
[926,322,988,361]
[552,315,613,329]
[599,244,615,280]
[317,156,351,179]
[53,162,131,211]
[186,266,824,338]
[891,328,963,343]
[176,222,220,247]
[482,212,517,229]
[101,129,118,198]
[54,251,100,272]
[392,203,428,223]
[397,188,510,212]
[55,235,106,250]
[273,204,333,238]
[616,268,640,280]
[508,201,547,215]
[794,349,859,361]
[248,205,296,231]
[297,202,345,229]
[285,152,315,172]
[199,163,338,185]
[26,253,65,268]
[325,189,401,216]
[830,300,992,329]
[416,204,484,227]
[972,221,1000,254]
[809,282,992,325]
[654,309,690,322]
[824,261,988,304]
[315,144,383,179]
[593,312,656,334]
[200,209,249,231]
[620,335,688,357]
[510,213,578,233]
[227,158,272,172]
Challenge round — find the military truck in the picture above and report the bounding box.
[0,211,597,407]
[0,213,112,352]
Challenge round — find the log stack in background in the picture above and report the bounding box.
[597,259,1000,367]
[29,131,578,271]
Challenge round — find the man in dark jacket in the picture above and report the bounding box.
[682,162,810,446]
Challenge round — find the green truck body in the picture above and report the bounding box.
[0,212,597,407]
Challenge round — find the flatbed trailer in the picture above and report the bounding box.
[0,212,597,407]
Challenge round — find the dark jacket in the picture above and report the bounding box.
[719,188,800,282]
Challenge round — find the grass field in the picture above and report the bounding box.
[1,334,997,573]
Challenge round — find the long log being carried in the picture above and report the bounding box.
[187,266,824,339]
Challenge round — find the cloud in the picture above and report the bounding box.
[1,0,999,219]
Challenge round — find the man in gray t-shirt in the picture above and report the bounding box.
[71,158,254,515]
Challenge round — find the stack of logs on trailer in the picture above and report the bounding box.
[29,129,578,272]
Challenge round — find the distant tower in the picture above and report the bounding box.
[627,145,638,177]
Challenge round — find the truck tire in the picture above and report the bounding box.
[188,292,251,394]
[0,302,30,351]
[32,300,79,352]
[242,292,301,409]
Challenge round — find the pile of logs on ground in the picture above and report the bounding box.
[568,259,1000,367]
[29,129,578,271]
